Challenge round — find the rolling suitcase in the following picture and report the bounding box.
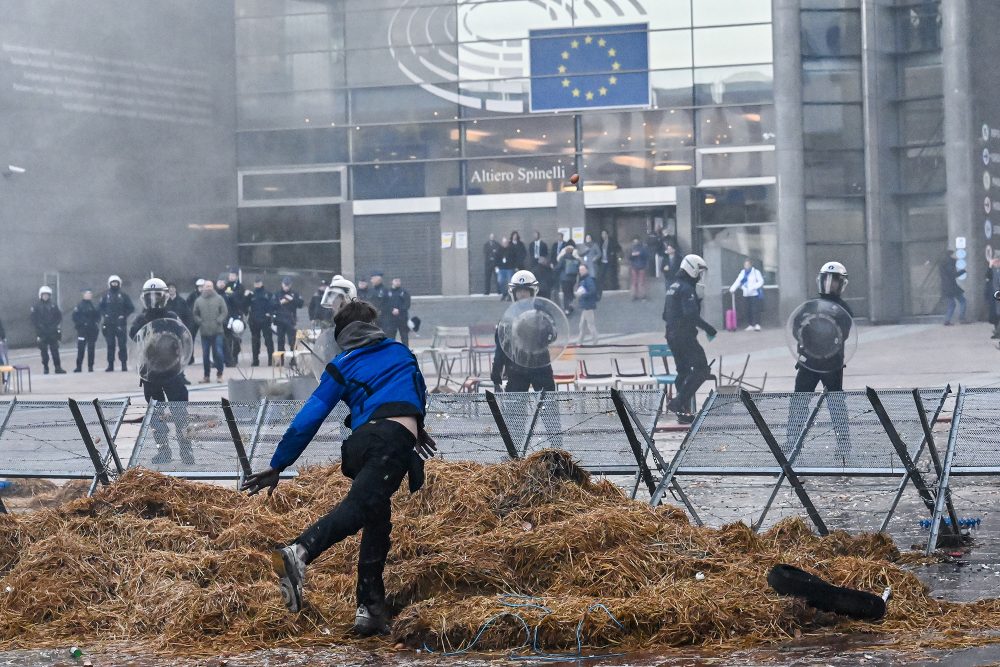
[725,293,738,332]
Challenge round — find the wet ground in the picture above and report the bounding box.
[11,638,1000,667]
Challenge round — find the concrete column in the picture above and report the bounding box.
[861,0,904,323]
[340,202,355,281]
[773,0,808,319]
[440,196,469,295]
[942,0,979,316]
[557,190,586,237]
[675,186,695,255]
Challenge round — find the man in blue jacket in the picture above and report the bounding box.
[242,299,435,636]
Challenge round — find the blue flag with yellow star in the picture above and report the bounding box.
[529,24,649,112]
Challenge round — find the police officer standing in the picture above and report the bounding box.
[99,274,134,372]
[308,279,332,327]
[247,277,276,366]
[368,272,389,329]
[129,278,193,465]
[385,277,412,346]
[662,255,716,423]
[793,262,853,392]
[31,286,65,374]
[72,288,100,373]
[275,277,303,353]
[491,271,555,392]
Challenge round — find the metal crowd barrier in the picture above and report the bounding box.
[653,387,958,553]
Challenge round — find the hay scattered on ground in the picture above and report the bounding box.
[0,450,996,657]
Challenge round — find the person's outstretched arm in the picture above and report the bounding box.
[269,371,345,470]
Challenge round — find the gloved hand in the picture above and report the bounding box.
[416,428,437,461]
[241,466,283,496]
[706,325,718,342]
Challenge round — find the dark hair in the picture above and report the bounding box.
[334,300,378,332]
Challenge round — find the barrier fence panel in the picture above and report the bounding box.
[652,391,821,525]
[425,392,517,464]
[651,388,950,540]
[514,390,664,476]
[752,388,949,538]
[0,399,127,480]
[128,400,259,480]
[248,399,351,475]
[928,386,1000,553]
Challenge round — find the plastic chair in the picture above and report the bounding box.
[647,344,677,399]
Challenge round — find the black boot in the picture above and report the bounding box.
[43,366,49,375]
[121,362,128,372]
[74,367,82,373]
[105,365,114,372]
[54,367,66,374]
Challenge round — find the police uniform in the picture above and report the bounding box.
[662,276,716,416]
[30,297,64,373]
[275,286,303,352]
[247,286,276,365]
[100,288,135,370]
[72,298,101,372]
[793,294,854,393]
[129,307,193,464]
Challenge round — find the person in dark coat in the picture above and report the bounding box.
[309,279,333,326]
[31,285,65,374]
[368,273,389,329]
[662,256,716,423]
[496,237,515,301]
[129,278,193,465]
[550,232,569,264]
[940,249,967,325]
[987,259,1000,339]
[663,240,682,284]
[534,256,555,301]
[529,231,548,269]
[247,277,276,366]
[509,231,527,270]
[555,242,581,314]
[71,288,101,372]
[275,277,304,352]
[386,278,412,346]
[482,234,500,295]
[598,229,621,291]
[99,274,134,372]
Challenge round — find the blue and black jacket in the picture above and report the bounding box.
[270,321,426,471]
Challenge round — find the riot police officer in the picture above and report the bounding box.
[247,277,276,366]
[275,277,303,353]
[491,270,556,392]
[72,288,101,372]
[31,286,65,374]
[99,274,134,372]
[129,278,193,465]
[793,261,853,392]
[662,255,716,423]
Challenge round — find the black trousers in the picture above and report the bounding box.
[276,322,296,352]
[560,280,576,311]
[792,367,850,457]
[505,371,563,448]
[105,328,128,365]
[667,330,710,413]
[75,332,97,370]
[484,265,495,295]
[249,320,274,363]
[296,420,414,608]
[385,315,409,346]
[144,375,192,450]
[38,335,62,371]
[223,330,241,367]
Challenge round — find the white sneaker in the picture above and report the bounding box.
[745,325,754,331]
[754,324,761,331]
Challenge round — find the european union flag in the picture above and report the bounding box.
[529,24,649,112]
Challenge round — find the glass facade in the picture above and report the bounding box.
[234,0,774,200]
[800,1,869,317]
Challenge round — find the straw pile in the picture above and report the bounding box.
[0,450,998,657]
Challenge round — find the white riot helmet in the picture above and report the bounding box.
[817,261,848,296]
[508,270,540,299]
[228,317,246,335]
[679,254,708,280]
[320,274,357,314]
[38,285,52,298]
[107,274,122,288]
[141,277,168,309]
